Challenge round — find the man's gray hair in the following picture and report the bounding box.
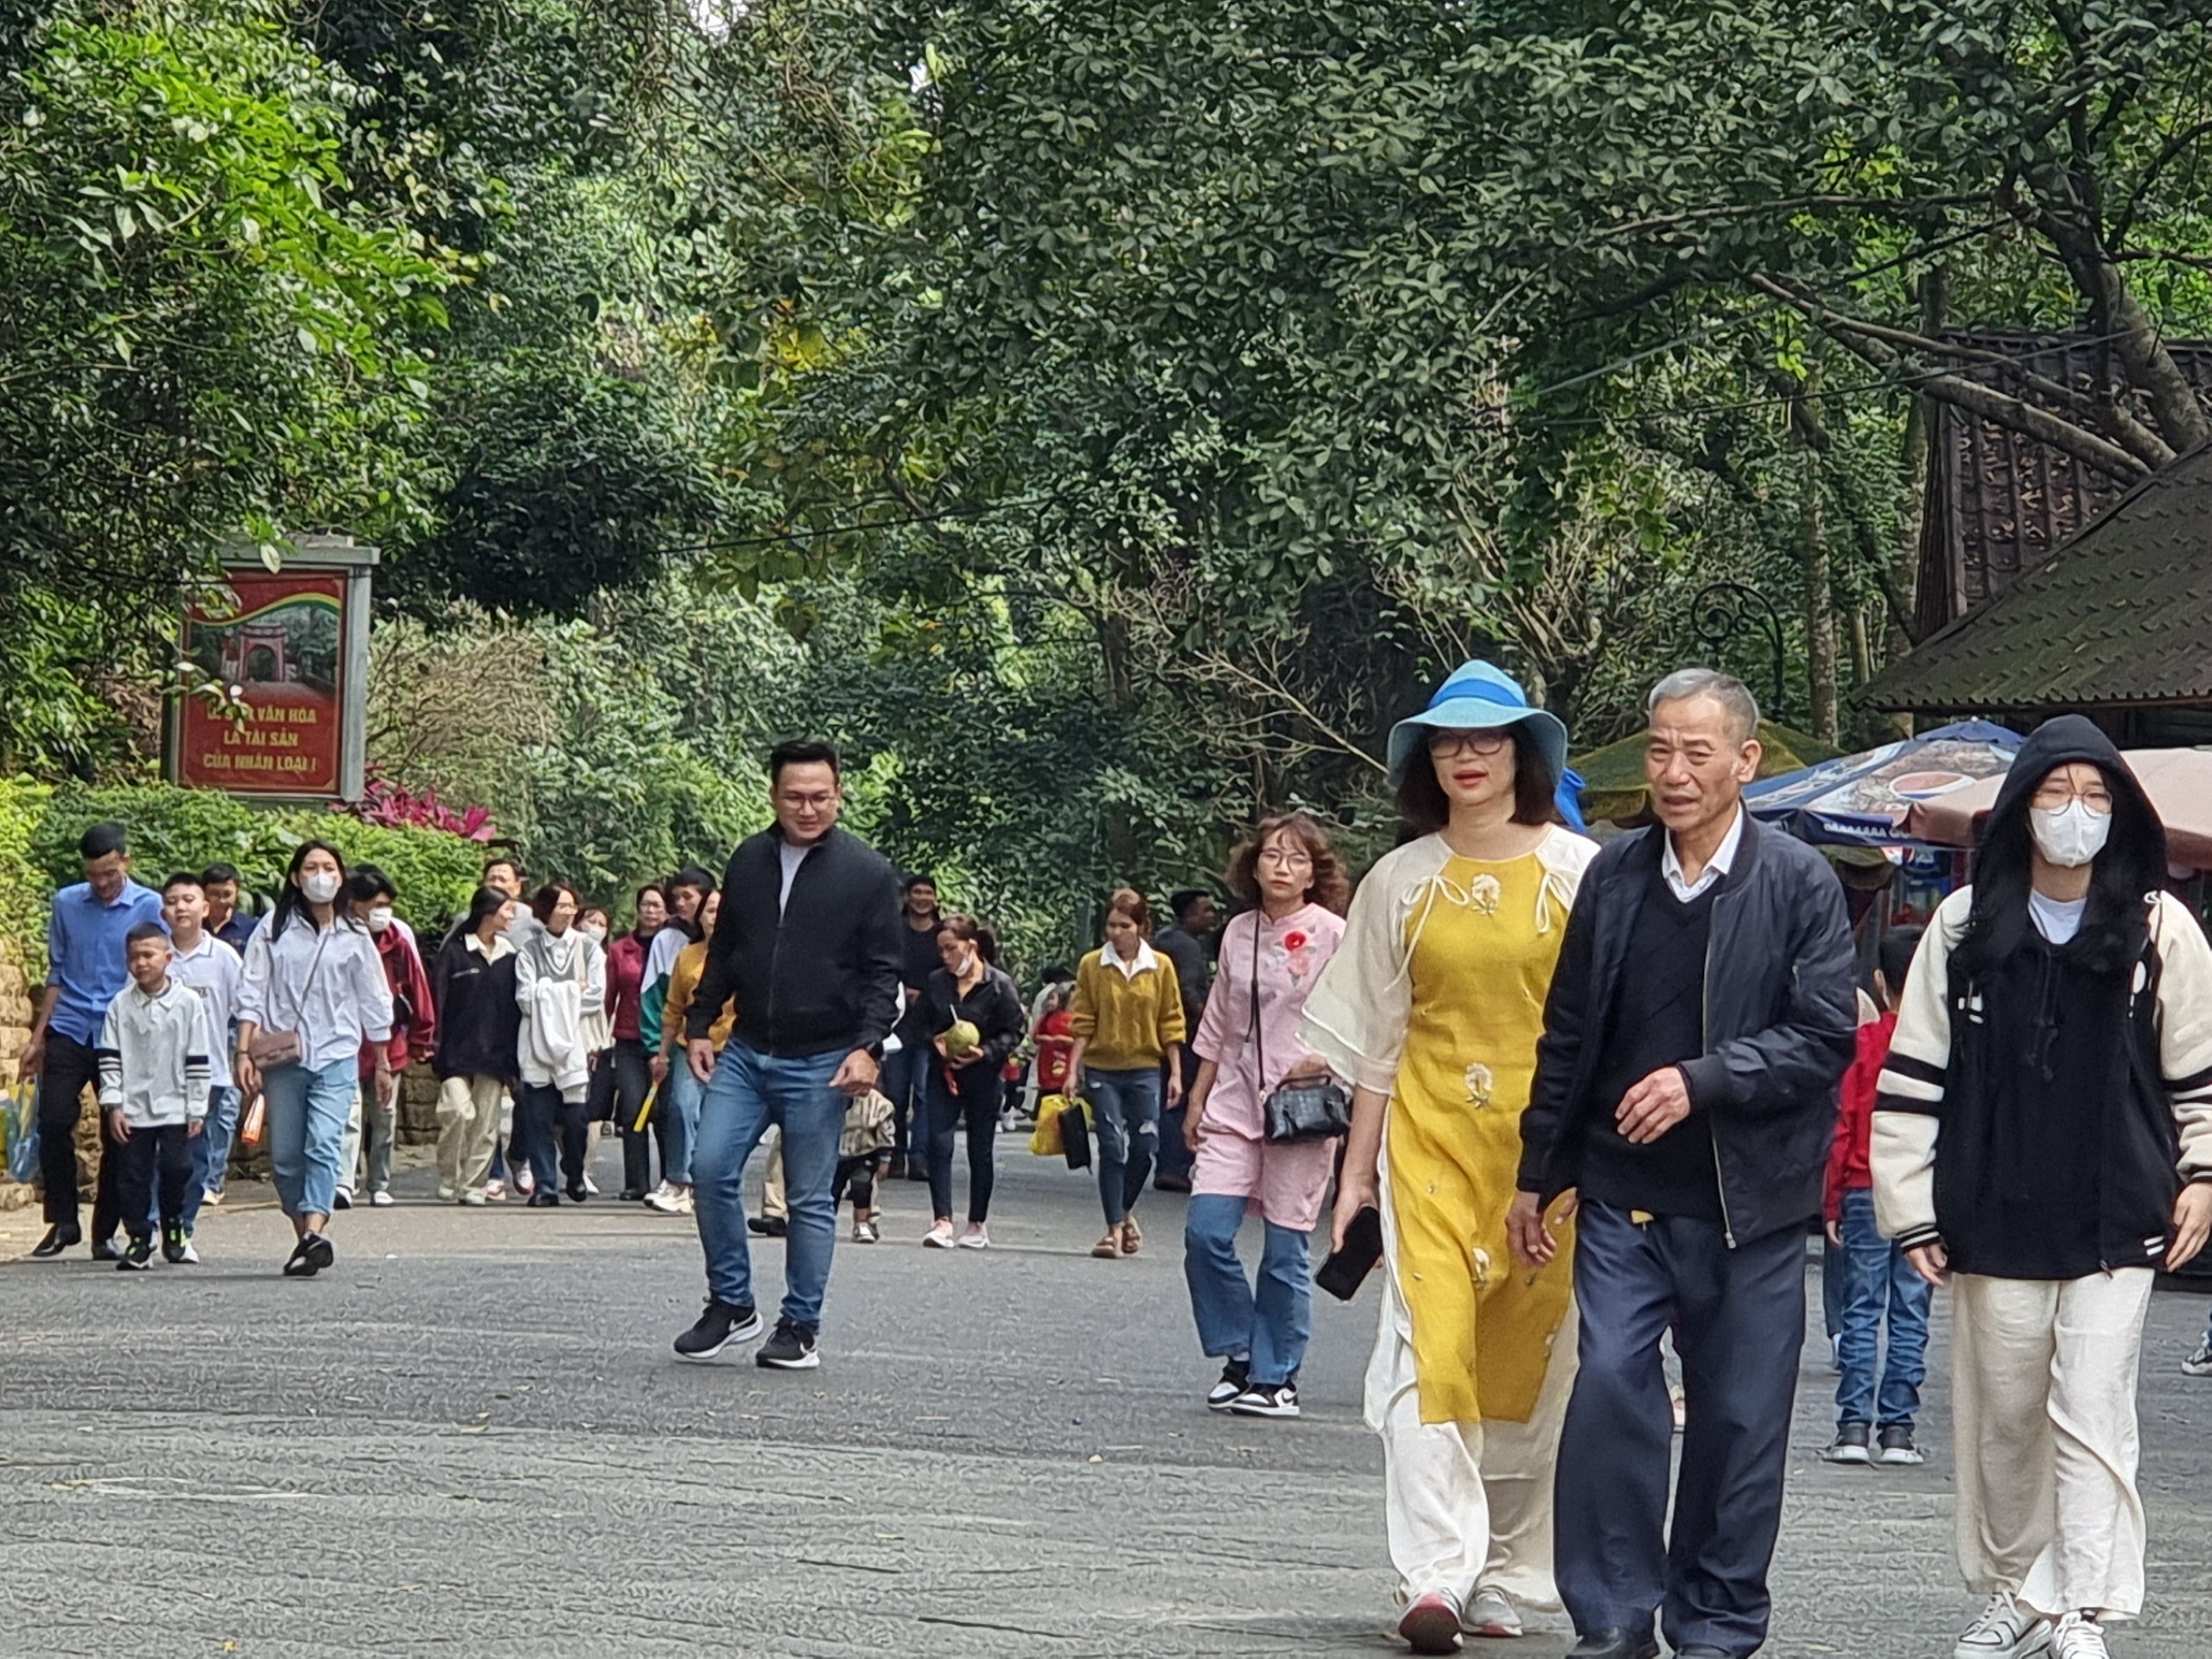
[1648,667,1761,742]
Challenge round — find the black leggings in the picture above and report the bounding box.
[831,1153,880,1211]
[924,1067,997,1224]
[589,1040,655,1192]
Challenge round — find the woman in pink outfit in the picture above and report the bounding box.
[1180,810,1351,1421]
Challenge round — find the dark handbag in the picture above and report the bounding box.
[1316,1204,1383,1301]
[1248,918,1351,1144]
[1058,1100,1091,1170]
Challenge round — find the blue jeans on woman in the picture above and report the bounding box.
[1184,1194,1312,1387]
[665,1061,704,1185]
[1085,1065,1161,1227]
[1834,1187,1933,1429]
[262,1057,357,1220]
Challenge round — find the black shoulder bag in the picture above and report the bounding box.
[1251,918,1351,1144]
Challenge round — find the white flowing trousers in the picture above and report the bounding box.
[1951,1268,2154,1621]
[1370,1263,1578,1615]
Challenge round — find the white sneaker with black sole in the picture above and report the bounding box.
[756,1319,820,1370]
[1955,1591,2054,1659]
[1229,1382,1299,1419]
[673,1301,763,1362]
[2183,1339,2212,1378]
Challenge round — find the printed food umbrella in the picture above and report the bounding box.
[1905,745,2212,871]
[1742,720,2022,847]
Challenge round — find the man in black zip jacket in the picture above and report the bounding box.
[671,740,903,1371]
[1508,670,1856,1659]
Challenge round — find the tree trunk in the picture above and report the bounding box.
[1803,437,1838,744]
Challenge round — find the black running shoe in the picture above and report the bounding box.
[283,1236,319,1277]
[303,1230,334,1271]
[566,1184,588,1204]
[756,1319,820,1370]
[673,1300,764,1361]
[118,1236,155,1272]
[91,1236,124,1262]
[161,1221,188,1265]
[30,1224,81,1260]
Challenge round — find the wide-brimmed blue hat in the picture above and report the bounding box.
[1386,660,1571,787]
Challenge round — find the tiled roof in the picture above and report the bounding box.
[1866,442,2212,711]
[1917,334,2212,635]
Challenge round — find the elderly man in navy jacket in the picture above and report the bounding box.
[1511,669,1856,1659]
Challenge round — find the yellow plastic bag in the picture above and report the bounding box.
[1028,1094,1070,1156]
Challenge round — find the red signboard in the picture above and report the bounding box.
[177,571,348,796]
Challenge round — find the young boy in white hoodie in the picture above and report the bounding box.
[96,922,213,1269]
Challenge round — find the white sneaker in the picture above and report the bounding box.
[2183,1339,2212,1377]
[923,1221,956,1249]
[437,1184,456,1202]
[852,1218,879,1243]
[370,1190,395,1208]
[175,1237,201,1266]
[201,1187,224,1207]
[484,1179,505,1201]
[1465,1586,1521,1639]
[672,1189,693,1217]
[512,1167,536,1197]
[956,1224,990,1249]
[582,1173,601,1196]
[2049,1612,2107,1659]
[643,1183,683,1214]
[1956,1592,2055,1659]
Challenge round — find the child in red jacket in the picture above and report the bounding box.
[1822,925,1929,1467]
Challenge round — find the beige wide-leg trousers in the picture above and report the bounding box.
[1951,1268,2155,1621]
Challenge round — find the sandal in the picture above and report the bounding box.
[1091,1231,1123,1259]
[1120,1217,1143,1255]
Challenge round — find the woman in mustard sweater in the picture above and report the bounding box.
[1068,887,1187,1259]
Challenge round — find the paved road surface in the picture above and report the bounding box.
[3,1141,2209,1657]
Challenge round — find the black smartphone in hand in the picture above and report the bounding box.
[1316,1205,1383,1301]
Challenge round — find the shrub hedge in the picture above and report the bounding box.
[7,782,485,974]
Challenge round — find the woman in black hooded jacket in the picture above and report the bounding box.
[1872,716,2212,1659]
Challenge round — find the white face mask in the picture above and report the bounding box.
[2030,801,2112,868]
[580,922,607,944]
[302,871,342,905]
[365,905,395,933]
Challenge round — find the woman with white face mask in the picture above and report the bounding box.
[234,841,396,1277]
[332,866,437,1209]
[1872,716,2212,1659]
[918,913,1027,1249]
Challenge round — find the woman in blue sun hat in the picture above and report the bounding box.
[1300,660,1599,1654]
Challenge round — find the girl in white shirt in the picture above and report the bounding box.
[236,841,393,1278]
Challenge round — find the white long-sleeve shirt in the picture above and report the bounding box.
[96,980,213,1127]
[237,915,394,1073]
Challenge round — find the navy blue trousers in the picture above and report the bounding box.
[1555,1201,1806,1657]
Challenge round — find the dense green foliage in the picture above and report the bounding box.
[11,0,2212,970]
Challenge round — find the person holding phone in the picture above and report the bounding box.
[1299,662,1598,1654]
[1179,811,1349,1421]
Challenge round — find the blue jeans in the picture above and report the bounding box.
[1155,1050,1199,1181]
[1085,1066,1161,1227]
[1557,1202,1805,1657]
[665,1063,703,1185]
[262,1057,357,1221]
[693,1041,847,1332]
[1184,1194,1311,1386]
[181,1084,239,1234]
[1833,1188,1932,1429]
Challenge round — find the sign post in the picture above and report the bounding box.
[167,535,377,803]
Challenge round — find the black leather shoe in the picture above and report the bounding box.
[528,1192,561,1208]
[747,1215,787,1237]
[1567,1633,1660,1659]
[30,1224,80,1259]
[619,1187,645,1202]
[566,1184,588,1204]
[90,1236,124,1262]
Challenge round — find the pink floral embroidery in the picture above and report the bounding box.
[1282,930,1309,953]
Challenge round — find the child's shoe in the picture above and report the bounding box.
[161,1220,188,1265]
[118,1236,155,1272]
